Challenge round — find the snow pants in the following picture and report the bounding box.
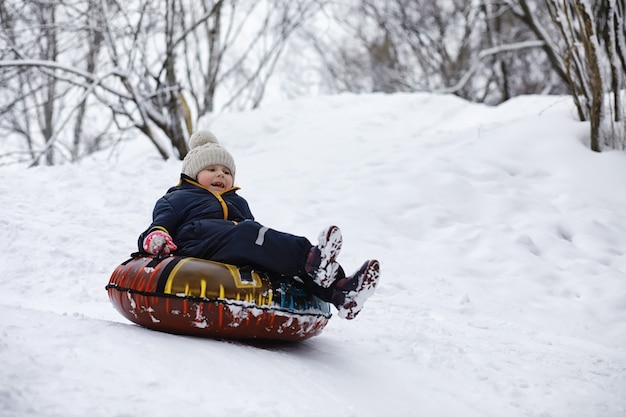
[195,220,312,278]
[175,220,345,303]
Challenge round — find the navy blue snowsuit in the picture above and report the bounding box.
[138,174,313,277]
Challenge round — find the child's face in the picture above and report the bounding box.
[196,164,234,192]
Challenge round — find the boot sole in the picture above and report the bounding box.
[338,260,380,320]
[315,225,343,287]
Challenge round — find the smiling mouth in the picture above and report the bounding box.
[211,182,225,188]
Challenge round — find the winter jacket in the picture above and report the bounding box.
[138,174,312,277]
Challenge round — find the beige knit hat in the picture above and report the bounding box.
[181,131,236,180]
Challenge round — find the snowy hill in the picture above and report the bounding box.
[1,92,625,417]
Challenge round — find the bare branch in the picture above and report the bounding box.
[435,40,546,95]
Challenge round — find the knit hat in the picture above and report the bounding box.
[181,131,236,180]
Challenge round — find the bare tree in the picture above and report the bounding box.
[304,0,565,104]
[73,0,106,160]
[597,0,626,149]
[512,0,626,150]
[0,0,321,165]
[180,0,324,115]
[0,0,112,166]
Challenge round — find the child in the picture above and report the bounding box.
[138,130,380,319]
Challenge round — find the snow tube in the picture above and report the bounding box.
[106,255,331,341]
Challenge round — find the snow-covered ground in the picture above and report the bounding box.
[1,92,625,417]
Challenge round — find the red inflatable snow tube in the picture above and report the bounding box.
[106,255,331,341]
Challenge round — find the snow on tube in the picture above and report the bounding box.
[106,255,332,341]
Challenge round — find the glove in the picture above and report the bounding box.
[143,230,177,255]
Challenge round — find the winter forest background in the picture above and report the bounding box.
[2,2,626,416]
[1,0,626,166]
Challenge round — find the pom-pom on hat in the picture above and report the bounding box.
[181,131,236,180]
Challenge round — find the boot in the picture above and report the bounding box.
[332,260,380,320]
[304,225,343,288]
